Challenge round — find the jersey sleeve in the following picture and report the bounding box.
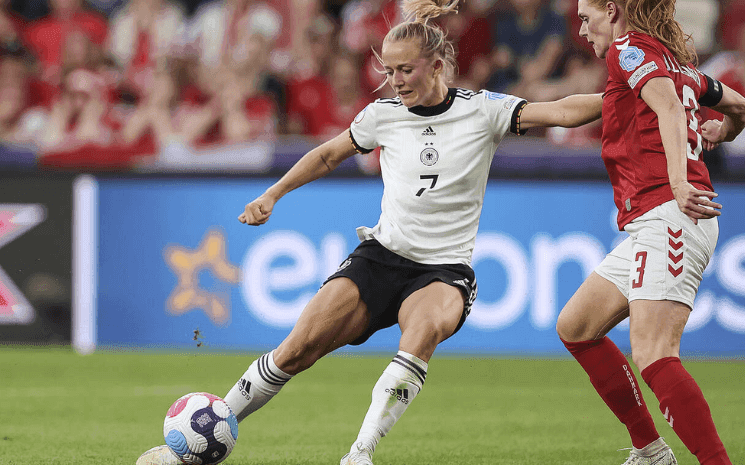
[349,103,378,154]
[607,35,671,96]
[480,90,528,136]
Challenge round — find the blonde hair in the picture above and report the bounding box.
[373,0,460,86]
[589,0,696,65]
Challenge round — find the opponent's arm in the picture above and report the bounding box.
[518,93,603,129]
[239,129,359,225]
[640,76,721,223]
[702,82,745,144]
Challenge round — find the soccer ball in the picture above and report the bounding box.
[163,392,239,464]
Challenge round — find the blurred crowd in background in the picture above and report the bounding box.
[0,0,743,172]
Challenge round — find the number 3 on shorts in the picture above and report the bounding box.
[631,251,648,289]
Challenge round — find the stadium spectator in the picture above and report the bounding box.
[0,54,46,146]
[23,0,108,86]
[0,0,25,53]
[486,0,567,97]
[437,0,491,90]
[107,0,186,102]
[339,0,401,95]
[186,0,283,72]
[285,13,340,136]
[118,63,179,153]
[556,2,745,465]
[176,32,279,148]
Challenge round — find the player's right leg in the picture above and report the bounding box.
[137,278,369,465]
[223,277,370,421]
[556,265,664,456]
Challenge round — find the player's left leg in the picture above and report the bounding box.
[341,281,465,465]
[630,300,732,465]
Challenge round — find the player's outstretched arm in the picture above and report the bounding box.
[518,93,603,129]
[238,129,358,225]
[702,83,745,144]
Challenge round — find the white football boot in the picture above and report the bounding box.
[339,442,374,465]
[135,445,181,465]
[621,438,678,465]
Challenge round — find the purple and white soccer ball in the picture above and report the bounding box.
[163,392,239,464]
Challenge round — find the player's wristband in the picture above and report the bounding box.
[510,100,529,135]
[699,74,724,107]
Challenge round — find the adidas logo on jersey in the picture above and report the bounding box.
[421,126,436,136]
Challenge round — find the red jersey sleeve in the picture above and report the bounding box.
[606,33,672,96]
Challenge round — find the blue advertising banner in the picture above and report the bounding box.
[88,178,745,356]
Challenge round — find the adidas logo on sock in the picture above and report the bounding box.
[238,378,252,401]
[384,388,410,404]
[421,126,436,136]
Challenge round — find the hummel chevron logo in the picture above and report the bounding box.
[663,407,674,428]
[421,126,436,136]
[667,227,683,277]
[667,227,682,238]
[668,264,683,277]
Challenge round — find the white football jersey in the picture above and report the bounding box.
[350,87,526,265]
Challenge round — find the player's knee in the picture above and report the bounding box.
[556,310,584,342]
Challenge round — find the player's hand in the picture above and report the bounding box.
[670,181,722,225]
[701,119,724,151]
[238,195,275,225]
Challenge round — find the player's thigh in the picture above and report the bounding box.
[628,299,690,371]
[556,271,630,342]
[276,277,370,371]
[398,281,464,361]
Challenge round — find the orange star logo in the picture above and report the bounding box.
[164,229,241,325]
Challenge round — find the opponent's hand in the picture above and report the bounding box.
[670,181,722,225]
[238,195,275,225]
[701,119,724,151]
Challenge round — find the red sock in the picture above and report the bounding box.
[562,336,659,449]
[641,357,731,465]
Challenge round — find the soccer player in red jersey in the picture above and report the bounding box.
[556,0,745,464]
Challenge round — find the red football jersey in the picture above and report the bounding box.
[602,32,713,229]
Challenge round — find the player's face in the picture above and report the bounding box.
[381,39,442,108]
[577,0,614,59]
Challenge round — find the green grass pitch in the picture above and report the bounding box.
[1,346,743,465]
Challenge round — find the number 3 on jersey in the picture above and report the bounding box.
[416,174,439,197]
[681,84,703,161]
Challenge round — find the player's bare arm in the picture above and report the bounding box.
[519,93,603,129]
[239,129,358,225]
[640,77,722,224]
[702,83,745,144]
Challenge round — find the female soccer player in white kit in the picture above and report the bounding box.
[137,0,604,463]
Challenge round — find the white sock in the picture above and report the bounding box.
[223,350,293,422]
[351,351,428,454]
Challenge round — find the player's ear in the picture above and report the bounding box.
[433,59,443,77]
[607,1,620,23]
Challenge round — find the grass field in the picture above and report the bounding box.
[1,346,743,465]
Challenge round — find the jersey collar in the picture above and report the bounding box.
[407,88,457,117]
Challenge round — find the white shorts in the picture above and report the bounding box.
[595,199,719,309]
